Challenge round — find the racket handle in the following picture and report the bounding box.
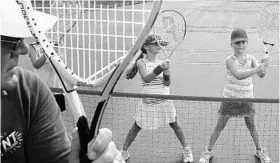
[77,116,92,163]
[264,52,269,57]
[263,51,270,59]
[261,54,270,66]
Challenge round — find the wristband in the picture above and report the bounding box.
[153,65,164,76]
[163,74,170,81]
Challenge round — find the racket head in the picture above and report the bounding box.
[26,0,162,90]
[17,0,162,144]
[49,0,81,45]
[258,3,279,54]
[89,0,163,139]
[152,10,187,59]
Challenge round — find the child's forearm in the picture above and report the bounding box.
[142,65,164,82]
[163,74,170,86]
[163,69,170,86]
[236,67,260,80]
[142,72,159,83]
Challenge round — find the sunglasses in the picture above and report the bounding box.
[1,37,24,53]
[148,41,168,47]
[149,42,160,46]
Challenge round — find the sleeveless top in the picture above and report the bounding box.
[140,58,170,104]
[223,54,254,98]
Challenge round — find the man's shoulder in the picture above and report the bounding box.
[16,67,39,81]
[15,67,42,91]
[14,67,53,107]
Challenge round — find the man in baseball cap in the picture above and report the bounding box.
[1,1,124,163]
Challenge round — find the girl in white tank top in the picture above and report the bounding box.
[199,29,271,163]
[120,34,194,162]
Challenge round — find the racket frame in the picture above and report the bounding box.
[16,0,163,151]
[153,10,187,59]
[257,3,279,58]
[50,0,82,44]
[89,0,163,139]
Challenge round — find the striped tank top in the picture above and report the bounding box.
[140,58,170,104]
[223,54,254,98]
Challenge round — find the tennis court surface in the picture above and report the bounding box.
[59,90,278,163]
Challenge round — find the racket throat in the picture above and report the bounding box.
[263,42,275,55]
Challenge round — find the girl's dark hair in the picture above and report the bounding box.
[126,47,146,80]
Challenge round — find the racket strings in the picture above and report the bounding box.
[32,0,155,84]
[259,4,279,45]
[49,0,81,44]
[153,10,186,57]
[156,15,185,49]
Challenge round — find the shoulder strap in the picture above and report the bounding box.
[138,58,147,68]
[245,53,253,60]
[231,54,236,60]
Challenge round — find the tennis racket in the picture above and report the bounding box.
[258,3,279,62]
[16,0,162,162]
[153,10,187,59]
[49,0,81,45]
[28,1,81,88]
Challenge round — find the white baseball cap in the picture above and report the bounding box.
[0,0,57,38]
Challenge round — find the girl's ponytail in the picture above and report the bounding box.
[126,52,145,80]
[126,36,149,79]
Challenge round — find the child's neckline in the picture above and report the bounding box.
[232,53,248,65]
[232,53,247,59]
[144,58,158,63]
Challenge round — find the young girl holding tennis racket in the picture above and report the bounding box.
[199,28,271,163]
[121,34,194,163]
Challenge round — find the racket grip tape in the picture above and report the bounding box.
[77,116,92,163]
